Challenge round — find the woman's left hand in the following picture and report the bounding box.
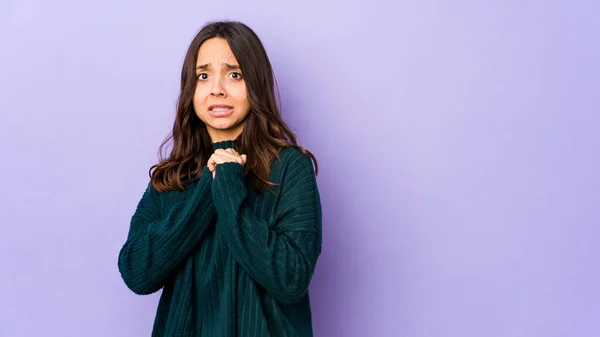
[208,148,247,179]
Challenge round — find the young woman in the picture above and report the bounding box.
[117,21,322,337]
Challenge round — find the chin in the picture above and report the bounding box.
[207,122,239,133]
[211,121,235,130]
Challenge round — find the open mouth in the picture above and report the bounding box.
[209,104,233,111]
[208,104,234,117]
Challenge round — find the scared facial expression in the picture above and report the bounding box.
[193,38,251,142]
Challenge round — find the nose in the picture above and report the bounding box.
[210,77,226,97]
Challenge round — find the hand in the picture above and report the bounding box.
[207,148,247,179]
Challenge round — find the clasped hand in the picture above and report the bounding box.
[207,148,247,179]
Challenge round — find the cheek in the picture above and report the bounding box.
[193,86,208,107]
[230,86,249,106]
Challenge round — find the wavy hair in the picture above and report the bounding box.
[149,21,317,192]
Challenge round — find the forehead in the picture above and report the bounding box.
[196,38,239,64]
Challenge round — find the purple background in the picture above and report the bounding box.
[1,1,599,336]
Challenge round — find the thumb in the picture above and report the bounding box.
[241,154,247,164]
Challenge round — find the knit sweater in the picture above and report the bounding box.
[118,140,322,336]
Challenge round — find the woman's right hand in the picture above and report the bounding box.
[207,148,247,179]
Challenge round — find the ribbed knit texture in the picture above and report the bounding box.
[118,140,322,336]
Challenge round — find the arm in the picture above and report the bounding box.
[118,167,216,295]
[211,152,322,304]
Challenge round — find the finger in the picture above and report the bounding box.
[241,154,247,164]
[214,153,233,164]
[215,150,241,163]
[217,148,239,156]
[211,152,230,164]
[216,148,238,157]
[207,156,216,171]
[214,149,245,165]
[228,152,245,165]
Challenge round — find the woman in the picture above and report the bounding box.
[117,21,322,337]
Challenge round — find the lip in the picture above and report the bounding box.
[208,104,234,110]
[208,104,234,117]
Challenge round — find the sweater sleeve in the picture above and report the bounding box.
[211,152,322,304]
[118,167,216,295]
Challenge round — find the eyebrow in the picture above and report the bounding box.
[196,63,240,70]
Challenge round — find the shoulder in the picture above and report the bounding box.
[268,146,317,192]
[142,181,161,206]
[276,146,316,174]
[141,180,183,218]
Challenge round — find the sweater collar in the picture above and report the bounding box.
[211,139,238,153]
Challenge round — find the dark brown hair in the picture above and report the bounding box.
[149,21,317,192]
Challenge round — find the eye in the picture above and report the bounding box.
[197,73,208,80]
[229,72,243,80]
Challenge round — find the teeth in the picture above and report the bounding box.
[211,107,231,111]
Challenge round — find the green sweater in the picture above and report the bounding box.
[118,140,322,336]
